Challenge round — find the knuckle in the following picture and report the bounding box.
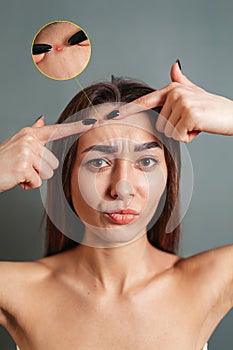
[164,127,170,138]
[36,178,42,188]
[173,128,183,141]
[167,87,183,103]
[180,102,189,114]
[19,127,32,136]
[19,128,37,144]
[16,160,30,174]
[155,120,163,132]
[31,178,42,189]
[167,82,180,90]
[44,169,54,180]
[49,169,54,178]
[18,144,32,160]
[54,158,59,169]
[179,98,192,113]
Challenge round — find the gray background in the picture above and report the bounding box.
[0,0,232,348]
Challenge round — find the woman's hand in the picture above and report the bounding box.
[119,62,233,142]
[0,116,96,192]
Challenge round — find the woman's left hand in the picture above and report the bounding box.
[118,62,233,142]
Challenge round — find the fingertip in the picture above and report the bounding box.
[176,59,182,71]
[118,105,129,119]
[170,61,183,82]
[33,53,45,64]
[33,115,45,128]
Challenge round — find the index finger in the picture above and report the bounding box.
[118,83,178,118]
[36,119,97,144]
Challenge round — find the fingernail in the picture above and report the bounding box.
[32,44,52,55]
[35,115,44,122]
[176,59,182,71]
[82,118,97,125]
[106,110,119,120]
[68,31,88,46]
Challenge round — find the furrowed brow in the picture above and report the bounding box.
[82,145,118,153]
[134,142,162,152]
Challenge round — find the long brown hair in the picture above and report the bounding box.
[44,77,181,256]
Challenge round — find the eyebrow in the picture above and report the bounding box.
[82,142,162,154]
[134,141,162,151]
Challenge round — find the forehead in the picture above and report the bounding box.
[78,110,162,151]
[35,22,80,42]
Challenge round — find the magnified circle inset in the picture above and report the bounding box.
[31,20,91,80]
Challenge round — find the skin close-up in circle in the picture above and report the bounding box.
[32,20,91,80]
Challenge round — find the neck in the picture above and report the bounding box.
[71,235,168,294]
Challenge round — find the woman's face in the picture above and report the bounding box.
[33,22,90,79]
[71,111,168,247]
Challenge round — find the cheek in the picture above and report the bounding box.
[95,174,110,197]
[71,168,96,222]
[147,166,167,204]
[74,167,104,211]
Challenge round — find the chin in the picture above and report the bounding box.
[82,223,147,248]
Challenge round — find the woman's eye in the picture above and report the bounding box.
[137,157,159,170]
[86,158,110,169]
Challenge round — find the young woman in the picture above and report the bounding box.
[0,62,232,350]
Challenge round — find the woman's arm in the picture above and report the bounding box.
[0,117,96,327]
[119,63,233,308]
[179,244,233,343]
[118,61,233,142]
[0,116,96,192]
[0,260,50,331]
[0,262,27,328]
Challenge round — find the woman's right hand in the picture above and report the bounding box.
[118,62,233,143]
[0,116,96,192]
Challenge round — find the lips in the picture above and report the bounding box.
[105,208,139,225]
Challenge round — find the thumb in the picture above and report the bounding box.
[170,60,198,88]
[32,115,45,128]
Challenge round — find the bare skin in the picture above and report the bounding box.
[0,242,232,350]
[0,64,233,349]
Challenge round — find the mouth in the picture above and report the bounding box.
[105,209,139,225]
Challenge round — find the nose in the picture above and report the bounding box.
[112,179,134,200]
[110,160,135,203]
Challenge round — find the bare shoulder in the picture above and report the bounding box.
[178,244,233,284]
[0,258,52,327]
[177,244,233,312]
[176,244,233,346]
